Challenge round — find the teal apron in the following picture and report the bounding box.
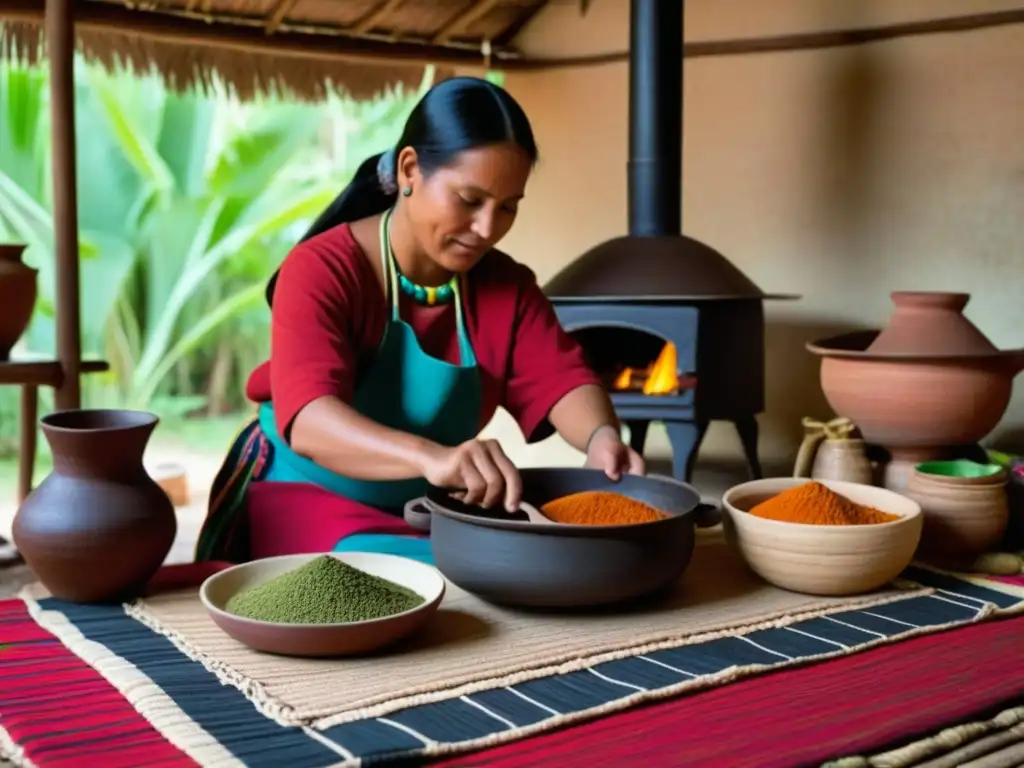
[258,209,482,562]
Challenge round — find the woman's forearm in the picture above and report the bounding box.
[288,396,437,480]
[548,383,621,453]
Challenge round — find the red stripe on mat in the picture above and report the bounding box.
[437,615,1024,768]
[0,600,198,768]
[990,574,1024,586]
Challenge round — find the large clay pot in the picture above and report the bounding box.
[807,292,1024,492]
[0,243,38,361]
[13,410,177,603]
[905,460,1009,558]
[819,354,1013,489]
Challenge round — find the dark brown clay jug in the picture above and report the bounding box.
[13,410,176,603]
[0,243,39,361]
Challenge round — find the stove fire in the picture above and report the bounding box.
[613,343,683,395]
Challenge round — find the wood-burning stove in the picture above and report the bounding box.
[544,0,798,483]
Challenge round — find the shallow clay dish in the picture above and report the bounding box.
[200,552,446,657]
[426,467,702,608]
[721,478,923,596]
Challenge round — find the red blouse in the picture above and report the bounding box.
[245,223,600,444]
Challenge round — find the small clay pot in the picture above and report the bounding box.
[793,417,873,486]
[812,439,873,485]
[13,409,177,603]
[0,243,38,361]
[905,461,1009,558]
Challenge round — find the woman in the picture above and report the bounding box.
[196,77,644,564]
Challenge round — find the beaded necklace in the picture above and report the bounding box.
[396,272,457,306]
[385,213,457,307]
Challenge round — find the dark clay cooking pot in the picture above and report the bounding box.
[13,409,176,603]
[426,468,702,608]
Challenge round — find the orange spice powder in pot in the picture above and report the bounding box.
[540,491,669,526]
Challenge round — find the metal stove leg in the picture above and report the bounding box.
[733,416,763,480]
[664,420,709,483]
[624,420,650,455]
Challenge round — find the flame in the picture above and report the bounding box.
[613,367,633,390]
[611,343,680,395]
[642,342,679,395]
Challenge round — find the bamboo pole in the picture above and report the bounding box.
[45,0,82,410]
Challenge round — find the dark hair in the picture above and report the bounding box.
[267,77,537,305]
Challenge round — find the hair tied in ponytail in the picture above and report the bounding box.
[376,148,399,194]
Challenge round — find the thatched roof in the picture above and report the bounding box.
[4,1,1020,102]
[0,0,589,100]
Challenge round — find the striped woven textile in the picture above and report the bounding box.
[194,418,271,563]
[437,618,1024,768]
[1,564,1022,767]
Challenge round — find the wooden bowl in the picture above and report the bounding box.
[426,468,702,608]
[721,478,923,596]
[199,553,446,657]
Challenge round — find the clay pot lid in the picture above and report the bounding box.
[866,292,999,357]
[807,291,1024,364]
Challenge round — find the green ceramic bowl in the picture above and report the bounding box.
[916,460,1004,479]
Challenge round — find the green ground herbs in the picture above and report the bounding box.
[225,556,425,624]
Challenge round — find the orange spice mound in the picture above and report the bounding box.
[748,481,900,526]
[540,491,669,526]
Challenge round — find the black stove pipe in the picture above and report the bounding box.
[628,0,683,238]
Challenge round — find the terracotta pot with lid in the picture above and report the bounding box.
[807,292,1024,491]
[13,409,177,603]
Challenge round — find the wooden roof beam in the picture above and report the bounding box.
[352,0,404,36]
[433,0,498,44]
[264,0,299,34]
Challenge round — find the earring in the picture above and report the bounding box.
[402,186,412,197]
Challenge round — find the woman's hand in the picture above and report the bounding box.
[585,425,645,481]
[419,439,523,512]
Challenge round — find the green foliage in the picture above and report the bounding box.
[0,59,430,452]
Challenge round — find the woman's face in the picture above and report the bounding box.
[397,142,532,274]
